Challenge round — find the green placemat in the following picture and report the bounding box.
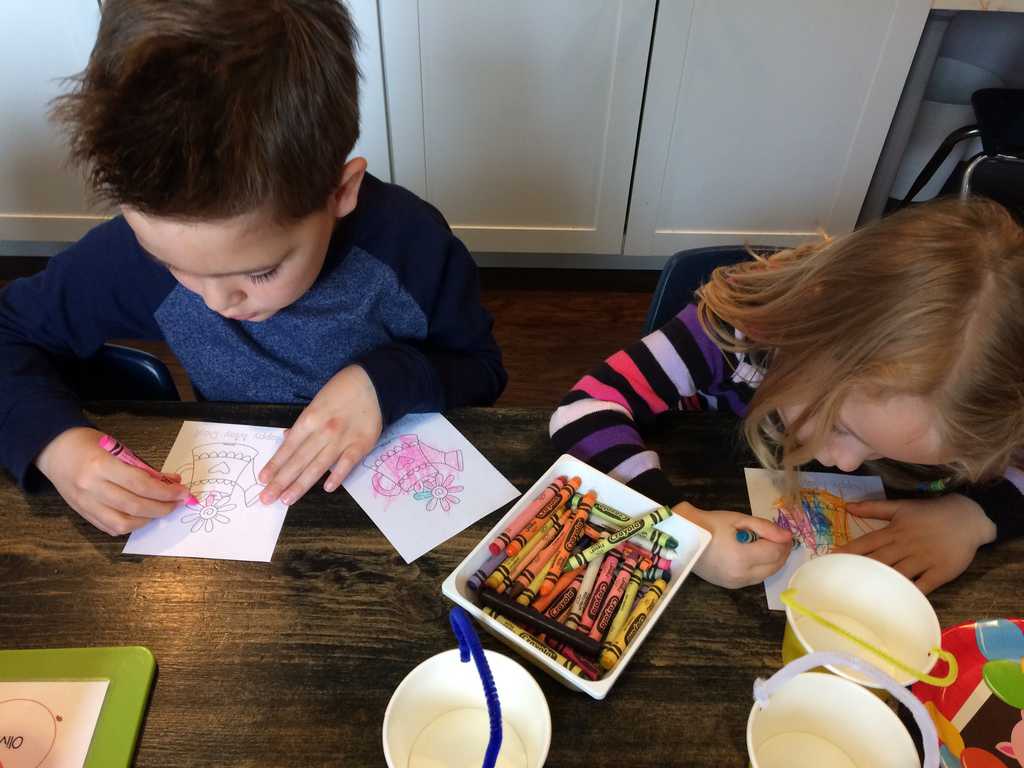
[0,646,155,767]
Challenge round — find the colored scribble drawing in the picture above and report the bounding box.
[363,434,464,511]
[771,487,874,555]
[175,443,265,533]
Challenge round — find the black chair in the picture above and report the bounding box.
[68,343,180,401]
[896,88,1024,218]
[643,245,780,334]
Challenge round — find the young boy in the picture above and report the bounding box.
[0,0,506,536]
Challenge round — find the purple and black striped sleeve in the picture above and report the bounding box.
[548,304,759,505]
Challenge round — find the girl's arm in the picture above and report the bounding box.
[549,304,756,504]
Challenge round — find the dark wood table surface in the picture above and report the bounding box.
[2,403,1021,767]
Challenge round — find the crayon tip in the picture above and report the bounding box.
[185,495,200,506]
[735,529,758,544]
[488,542,501,555]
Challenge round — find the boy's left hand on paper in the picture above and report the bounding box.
[836,494,996,594]
[259,364,383,506]
[672,501,793,589]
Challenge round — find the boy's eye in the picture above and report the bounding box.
[249,266,279,285]
[831,423,850,437]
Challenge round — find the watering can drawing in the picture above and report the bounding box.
[364,434,464,497]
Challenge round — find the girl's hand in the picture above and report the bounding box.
[836,495,996,594]
[259,365,383,506]
[672,501,793,588]
[36,426,191,536]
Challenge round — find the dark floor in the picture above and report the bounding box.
[1,263,657,407]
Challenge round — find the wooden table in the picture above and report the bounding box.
[2,403,1021,766]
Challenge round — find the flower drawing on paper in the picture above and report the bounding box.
[180,491,236,533]
[413,473,464,512]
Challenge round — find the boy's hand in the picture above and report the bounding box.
[837,495,996,594]
[672,501,793,588]
[35,426,191,536]
[259,364,383,506]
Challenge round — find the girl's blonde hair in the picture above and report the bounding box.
[696,197,1024,489]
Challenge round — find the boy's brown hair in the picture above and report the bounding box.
[51,0,360,222]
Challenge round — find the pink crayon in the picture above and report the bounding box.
[99,434,198,505]
[578,548,623,635]
[488,476,567,555]
[589,551,640,643]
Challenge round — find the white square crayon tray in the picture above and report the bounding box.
[442,454,711,699]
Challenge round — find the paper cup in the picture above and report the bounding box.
[383,649,551,768]
[782,554,940,687]
[747,671,920,768]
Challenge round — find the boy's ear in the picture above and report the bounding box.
[331,157,368,218]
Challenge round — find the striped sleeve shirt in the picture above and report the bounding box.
[548,304,1024,543]
[549,303,762,505]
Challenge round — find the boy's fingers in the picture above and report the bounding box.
[281,445,342,505]
[259,427,306,484]
[743,538,792,568]
[81,503,152,536]
[262,435,326,503]
[107,461,191,502]
[99,480,178,519]
[323,446,363,492]
[846,500,900,520]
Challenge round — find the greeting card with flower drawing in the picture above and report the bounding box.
[342,413,519,563]
[123,421,288,562]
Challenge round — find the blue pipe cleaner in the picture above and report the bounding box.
[449,606,503,768]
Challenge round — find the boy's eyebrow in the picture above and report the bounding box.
[139,244,286,277]
[838,419,869,446]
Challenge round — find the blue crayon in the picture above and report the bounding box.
[735,529,758,544]
[468,549,507,590]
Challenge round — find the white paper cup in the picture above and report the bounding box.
[783,553,940,687]
[747,671,919,768]
[383,649,551,768]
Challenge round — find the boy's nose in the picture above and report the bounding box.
[202,284,246,313]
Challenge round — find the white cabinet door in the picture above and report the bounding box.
[380,0,655,254]
[0,2,104,243]
[624,0,930,258]
[0,1,389,246]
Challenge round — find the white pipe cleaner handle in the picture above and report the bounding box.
[752,651,938,768]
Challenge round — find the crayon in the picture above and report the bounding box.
[579,548,624,635]
[467,549,507,590]
[485,514,557,591]
[533,567,584,612]
[564,548,606,631]
[599,579,668,670]
[478,591,602,657]
[601,558,650,657]
[482,608,585,677]
[621,541,673,571]
[488,476,566,555]
[539,493,593,597]
[542,573,583,620]
[516,554,556,606]
[640,566,671,582]
[585,521,678,563]
[564,506,672,572]
[591,500,680,549]
[99,434,199,505]
[735,528,758,543]
[508,506,575,597]
[506,476,581,557]
[545,637,601,680]
[589,552,640,642]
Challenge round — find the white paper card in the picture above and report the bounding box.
[0,680,109,768]
[124,421,288,562]
[745,468,888,610]
[343,413,520,562]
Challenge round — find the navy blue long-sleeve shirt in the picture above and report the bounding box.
[0,174,506,488]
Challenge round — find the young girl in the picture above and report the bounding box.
[550,197,1023,592]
